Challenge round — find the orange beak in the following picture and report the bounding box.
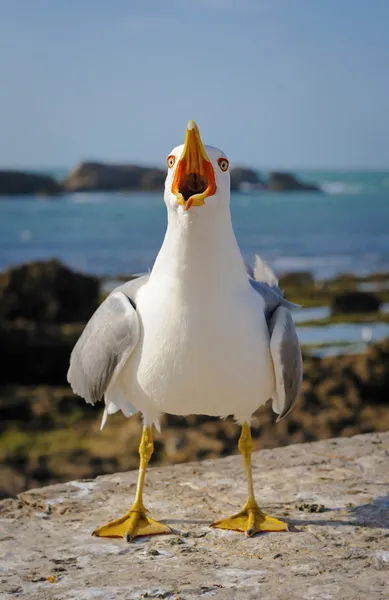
[172,120,216,210]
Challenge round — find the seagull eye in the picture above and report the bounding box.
[218,158,229,172]
[167,155,176,169]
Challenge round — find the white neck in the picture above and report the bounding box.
[150,205,249,292]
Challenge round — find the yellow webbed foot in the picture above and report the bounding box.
[92,506,172,542]
[211,501,288,537]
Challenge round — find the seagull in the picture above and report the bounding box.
[67,120,303,541]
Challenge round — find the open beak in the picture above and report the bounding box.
[172,120,216,210]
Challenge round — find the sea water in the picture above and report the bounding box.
[0,170,389,279]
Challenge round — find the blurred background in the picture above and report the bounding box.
[1,0,389,499]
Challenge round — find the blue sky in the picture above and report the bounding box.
[0,0,388,169]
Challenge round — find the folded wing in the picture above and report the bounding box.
[268,305,303,421]
[67,276,148,406]
[247,255,303,420]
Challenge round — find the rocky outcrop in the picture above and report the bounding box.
[0,259,99,323]
[0,170,61,196]
[1,339,388,495]
[1,433,388,599]
[0,260,99,386]
[63,162,166,192]
[267,171,322,192]
[230,167,265,191]
[1,260,388,499]
[331,291,381,315]
[0,321,83,385]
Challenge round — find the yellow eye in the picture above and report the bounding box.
[218,158,229,172]
[167,155,176,169]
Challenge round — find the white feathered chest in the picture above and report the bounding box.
[119,272,275,420]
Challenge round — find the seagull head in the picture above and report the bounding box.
[164,120,230,216]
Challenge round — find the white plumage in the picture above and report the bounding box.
[67,121,304,541]
[68,135,302,432]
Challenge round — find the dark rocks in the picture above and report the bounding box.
[331,291,381,315]
[230,167,265,191]
[0,321,83,385]
[1,338,388,497]
[0,170,61,196]
[267,172,322,192]
[63,162,166,193]
[296,502,326,513]
[0,258,387,498]
[0,259,99,323]
[0,260,99,385]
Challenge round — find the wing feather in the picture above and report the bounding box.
[246,255,302,421]
[268,306,303,421]
[67,276,148,405]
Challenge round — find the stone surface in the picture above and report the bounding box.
[1,432,388,599]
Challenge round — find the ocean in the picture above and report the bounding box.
[1,169,389,279]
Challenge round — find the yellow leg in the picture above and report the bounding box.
[211,422,288,537]
[92,426,172,542]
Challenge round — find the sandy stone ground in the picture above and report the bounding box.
[1,432,388,600]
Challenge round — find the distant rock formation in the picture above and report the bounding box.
[0,165,323,197]
[230,167,265,191]
[331,291,381,315]
[138,168,166,191]
[0,170,61,196]
[63,162,166,192]
[267,172,322,192]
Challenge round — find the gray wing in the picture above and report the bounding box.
[268,306,303,421]
[67,275,149,405]
[247,255,302,420]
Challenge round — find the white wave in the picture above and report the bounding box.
[19,229,33,242]
[70,193,108,204]
[273,255,354,271]
[319,181,363,195]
